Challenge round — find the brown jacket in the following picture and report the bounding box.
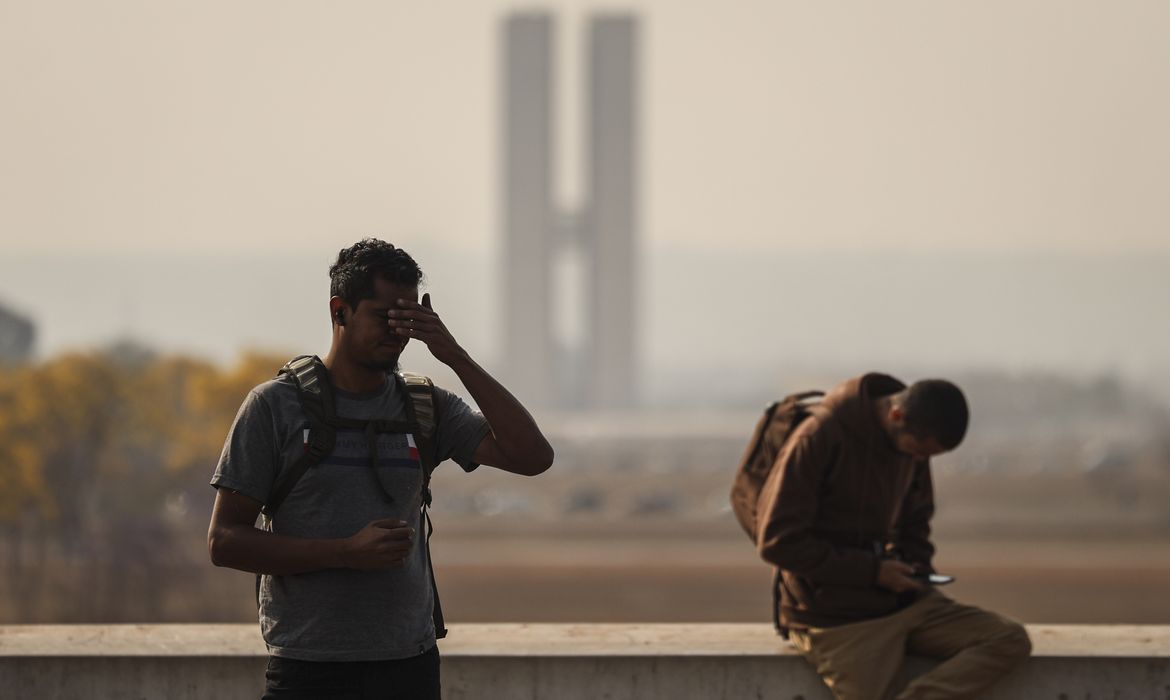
[756,373,936,630]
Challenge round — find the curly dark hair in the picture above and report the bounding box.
[329,239,424,309]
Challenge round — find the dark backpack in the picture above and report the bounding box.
[729,390,824,635]
[258,355,449,639]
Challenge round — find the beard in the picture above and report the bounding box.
[368,359,400,374]
[362,351,401,374]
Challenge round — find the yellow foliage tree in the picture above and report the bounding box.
[0,349,287,534]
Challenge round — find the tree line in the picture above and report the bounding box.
[0,349,286,621]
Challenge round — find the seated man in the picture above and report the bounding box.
[758,373,1030,699]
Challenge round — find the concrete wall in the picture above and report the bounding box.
[2,623,1169,699]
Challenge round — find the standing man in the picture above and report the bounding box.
[208,239,554,699]
[758,373,1030,699]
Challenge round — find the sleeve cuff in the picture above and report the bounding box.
[452,422,493,473]
[209,475,269,506]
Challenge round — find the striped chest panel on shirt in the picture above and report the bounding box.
[308,426,422,470]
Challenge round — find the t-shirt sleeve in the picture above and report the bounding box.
[210,389,279,504]
[432,386,491,473]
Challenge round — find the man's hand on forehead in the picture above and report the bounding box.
[387,293,466,366]
[386,295,438,326]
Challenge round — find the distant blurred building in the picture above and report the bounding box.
[501,12,640,411]
[0,302,35,363]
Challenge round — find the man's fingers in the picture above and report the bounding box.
[394,298,436,315]
[369,518,408,529]
[890,561,915,576]
[422,292,432,310]
[378,526,415,540]
[900,574,926,592]
[877,559,926,593]
[388,314,444,340]
[887,575,919,593]
[388,316,438,330]
[395,327,445,343]
[387,313,440,332]
[388,307,436,319]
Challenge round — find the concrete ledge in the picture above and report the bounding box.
[2,624,1169,699]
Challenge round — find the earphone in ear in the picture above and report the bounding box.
[334,310,346,326]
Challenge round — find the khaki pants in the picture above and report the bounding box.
[788,591,1031,700]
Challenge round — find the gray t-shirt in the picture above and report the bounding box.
[211,372,490,662]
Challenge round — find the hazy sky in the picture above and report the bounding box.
[2,1,1168,395]
[2,0,1168,257]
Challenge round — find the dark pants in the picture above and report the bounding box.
[262,646,441,700]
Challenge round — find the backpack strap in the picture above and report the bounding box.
[420,505,447,639]
[256,355,337,607]
[264,355,337,522]
[772,568,786,638]
[397,372,438,473]
[394,371,447,639]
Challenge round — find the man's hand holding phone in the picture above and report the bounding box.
[877,559,927,593]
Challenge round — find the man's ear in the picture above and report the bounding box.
[888,405,905,425]
[329,297,348,327]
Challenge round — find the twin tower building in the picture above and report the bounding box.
[501,13,640,411]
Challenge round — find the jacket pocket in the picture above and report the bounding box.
[780,570,818,610]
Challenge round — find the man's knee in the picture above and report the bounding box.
[991,621,1032,662]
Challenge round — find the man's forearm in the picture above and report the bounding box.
[448,351,553,473]
[759,526,880,586]
[209,524,347,576]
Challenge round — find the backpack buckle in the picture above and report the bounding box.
[304,429,331,461]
